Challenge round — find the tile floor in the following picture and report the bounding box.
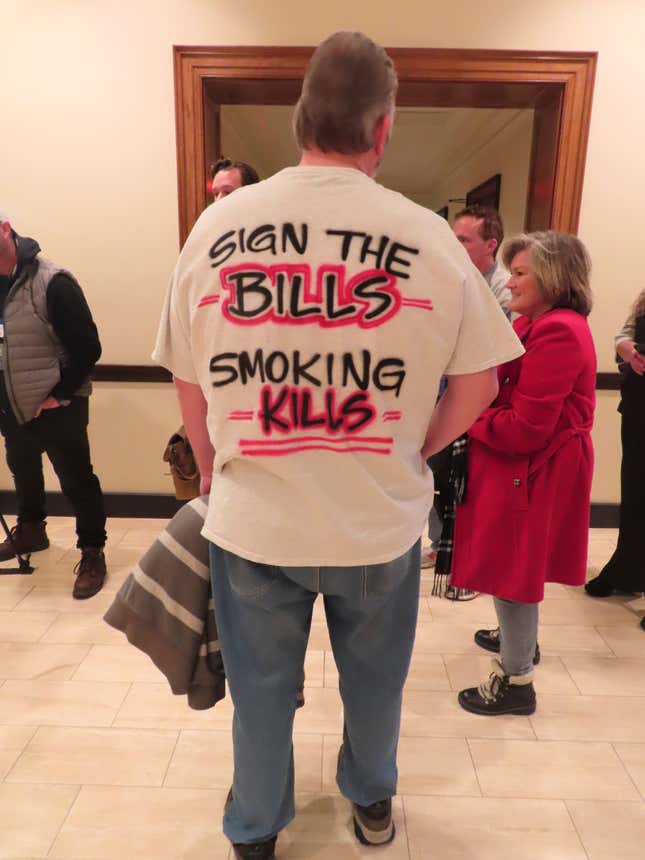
[0,519,643,859]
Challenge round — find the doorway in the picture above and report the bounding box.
[173,46,596,246]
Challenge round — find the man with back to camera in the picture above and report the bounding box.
[208,157,260,202]
[0,210,107,598]
[153,32,523,860]
[453,204,511,316]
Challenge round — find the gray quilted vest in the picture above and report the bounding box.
[2,256,92,424]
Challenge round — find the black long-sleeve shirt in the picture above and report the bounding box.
[0,235,102,411]
[45,272,102,398]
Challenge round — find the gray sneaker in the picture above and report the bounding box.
[352,798,395,846]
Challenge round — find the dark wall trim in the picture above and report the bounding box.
[91,365,624,391]
[0,491,183,520]
[590,503,620,528]
[596,372,622,391]
[0,490,618,527]
[92,365,172,383]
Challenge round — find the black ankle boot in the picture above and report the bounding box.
[232,837,277,860]
[474,627,540,665]
[458,660,536,716]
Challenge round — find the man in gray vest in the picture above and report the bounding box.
[0,210,107,598]
[452,204,511,316]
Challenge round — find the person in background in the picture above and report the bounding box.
[585,289,645,620]
[0,210,107,598]
[453,204,511,316]
[207,158,260,202]
[421,204,512,572]
[450,231,596,715]
[153,31,521,860]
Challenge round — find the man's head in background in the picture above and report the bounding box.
[207,158,260,202]
[453,205,504,275]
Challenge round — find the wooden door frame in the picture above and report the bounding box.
[173,46,596,246]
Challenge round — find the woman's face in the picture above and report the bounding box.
[507,249,553,321]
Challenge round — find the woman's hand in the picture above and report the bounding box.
[617,340,645,376]
[199,474,212,495]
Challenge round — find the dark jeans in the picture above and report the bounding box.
[599,409,645,590]
[0,396,106,548]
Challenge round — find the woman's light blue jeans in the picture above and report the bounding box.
[209,540,421,844]
[494,596,539,677]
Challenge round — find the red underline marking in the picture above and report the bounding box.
[239,435,394,446]
[229,416,254,420]
[197,295,220,308]
[383,416,401,421]
[229,411,254,416]
[242,445,392,456]
[401,300,433,310]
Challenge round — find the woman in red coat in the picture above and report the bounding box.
[451,231,596,716]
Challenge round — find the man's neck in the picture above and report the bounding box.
[482,259,497,278]
[299,148,373,176]
[0,254,17,277]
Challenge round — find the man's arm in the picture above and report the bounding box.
[173,377,215,494]
[33,273,102,416]
[421,368,498,459]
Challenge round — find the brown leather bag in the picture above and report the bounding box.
[163,426,200,500]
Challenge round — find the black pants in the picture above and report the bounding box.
[0,396,106,548]
[599,409,645,590]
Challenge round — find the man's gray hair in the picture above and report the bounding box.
[293,31,398,155]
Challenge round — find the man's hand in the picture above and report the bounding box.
[173,377,216,485]
[35,396,62,418]
[421,368,499,459]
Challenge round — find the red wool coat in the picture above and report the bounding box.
[450,309,597,603]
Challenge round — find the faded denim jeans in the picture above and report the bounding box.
[209,540,421,844]
[494,596,539,677]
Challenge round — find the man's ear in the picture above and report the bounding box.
[488,237,499,257]
[373,112,393,159]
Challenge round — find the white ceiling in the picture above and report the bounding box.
[220,105,533,198]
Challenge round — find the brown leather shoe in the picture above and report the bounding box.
[72,547,107,599]
[0,521,49,561]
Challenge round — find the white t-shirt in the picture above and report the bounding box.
[153,166,523,566]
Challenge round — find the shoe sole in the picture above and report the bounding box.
[474,633,500,654]
[457,690,536,716]
[353,816,395,846]
[72,579,107,600]
[0,541,49,562]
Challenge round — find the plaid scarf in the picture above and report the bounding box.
[432,434,469,597]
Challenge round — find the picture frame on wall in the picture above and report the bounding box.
[466,173,502,210]
[436,205,449,220]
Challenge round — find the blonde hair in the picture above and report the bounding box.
[293,31,398,154]
[502,231,593,317]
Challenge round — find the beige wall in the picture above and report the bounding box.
[1,0,638,502]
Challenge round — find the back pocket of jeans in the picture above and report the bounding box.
[227,556,280,600]
[362,558,408,598]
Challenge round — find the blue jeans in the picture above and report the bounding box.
[493,596,539,677]
[209,540,421,844]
